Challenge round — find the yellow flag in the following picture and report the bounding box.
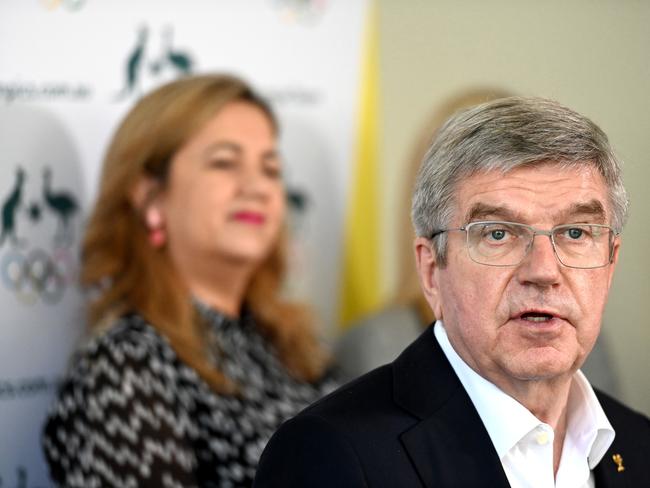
[339,1,382,329]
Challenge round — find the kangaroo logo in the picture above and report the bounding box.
[115,25,195,101]
[0,168,26,248]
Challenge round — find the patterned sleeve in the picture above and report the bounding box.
[42,323,199,488]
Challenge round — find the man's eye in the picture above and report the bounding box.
[489,229,508,241]
[560,227,594,240]
[478,225,516,241]
[567,228,584,239]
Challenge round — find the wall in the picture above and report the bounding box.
[0,1,370,484]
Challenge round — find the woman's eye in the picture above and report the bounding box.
[209,158,235,169]
[264,166,282,179]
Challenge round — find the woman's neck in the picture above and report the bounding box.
[179,258,254,318]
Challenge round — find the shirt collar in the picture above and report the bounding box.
[433,320,614,466]
[566,368,615,469]
[193,298,253,333]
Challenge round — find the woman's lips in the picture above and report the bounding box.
[232,211,266,225]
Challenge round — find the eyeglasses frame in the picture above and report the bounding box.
[430,220,619,269]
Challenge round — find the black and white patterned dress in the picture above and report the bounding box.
[42,307,338,487]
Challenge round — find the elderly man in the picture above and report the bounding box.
[254,97,650,487]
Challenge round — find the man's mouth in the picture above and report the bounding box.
[520,312,554,323]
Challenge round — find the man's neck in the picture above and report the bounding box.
[494,372,573,477]
[505,375,572,424]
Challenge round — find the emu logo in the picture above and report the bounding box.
[0,167,80,305]
[42,166,79,246]
[115,25,195,101]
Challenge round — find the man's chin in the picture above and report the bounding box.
[506,350,577,382]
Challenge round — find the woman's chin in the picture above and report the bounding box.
[214,243,274,266]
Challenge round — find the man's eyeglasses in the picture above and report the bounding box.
[430,221,618,269]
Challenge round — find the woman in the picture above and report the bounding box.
[43,74,337,487]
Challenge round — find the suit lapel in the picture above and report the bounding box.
[591,389,649,488]
[593,445,631,488]
[400,391,511,488]
[393,325,510,488]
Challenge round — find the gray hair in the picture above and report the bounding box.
[411,96,628,265]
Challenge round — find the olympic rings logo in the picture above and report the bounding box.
[41,0,87,11]
[1,247,78,305]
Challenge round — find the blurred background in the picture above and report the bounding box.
[1,0,648,485]
[376,0,650,421]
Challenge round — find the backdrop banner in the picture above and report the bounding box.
[0,1,369,484]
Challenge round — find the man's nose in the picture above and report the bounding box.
[515,234,561,287]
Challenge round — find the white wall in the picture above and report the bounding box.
[0,1,370,483]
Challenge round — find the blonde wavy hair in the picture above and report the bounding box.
[82,74,327,392]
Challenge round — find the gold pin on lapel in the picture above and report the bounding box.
[612,454,625,472]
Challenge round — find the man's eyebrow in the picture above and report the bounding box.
[464,203,523,223]
[562,200,607,223]
[464,200,608,225]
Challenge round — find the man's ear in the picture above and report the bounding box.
[414,236,443,319]
[606,235,621,290]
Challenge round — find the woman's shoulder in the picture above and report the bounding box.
[45,313,187,433]
[64,313,180,388]
[43,314,199,486]
[85,313,173,358]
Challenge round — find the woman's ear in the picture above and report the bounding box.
[131,176,166,248]
[414,236,443,319]
[130,176,162,211]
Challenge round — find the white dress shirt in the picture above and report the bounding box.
[434,321,615,488]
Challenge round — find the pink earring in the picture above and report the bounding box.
[145,207,166,248]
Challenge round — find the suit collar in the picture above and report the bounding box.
[393,324,511,488]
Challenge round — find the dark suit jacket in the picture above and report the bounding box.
[254,324,650,487]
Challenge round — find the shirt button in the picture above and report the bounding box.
[536,431,550,445]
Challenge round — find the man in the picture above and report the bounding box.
[254,97,650,487]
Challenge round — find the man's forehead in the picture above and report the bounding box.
[452,164,611,223]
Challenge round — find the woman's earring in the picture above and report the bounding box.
[145,207,166,248]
